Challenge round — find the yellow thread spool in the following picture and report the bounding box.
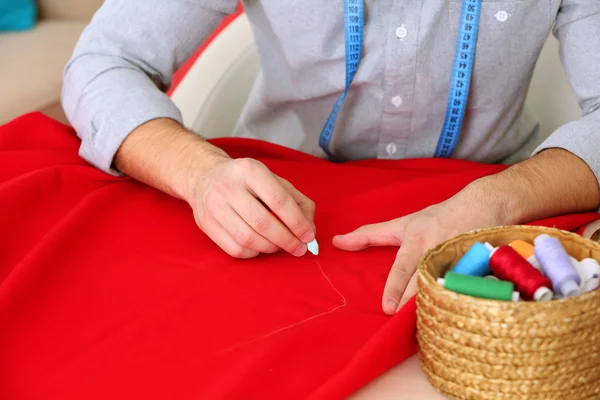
[509,240,541,270]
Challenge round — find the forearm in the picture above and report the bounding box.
[460,149,600,225]
[62,0,234,174]
[116,119,317,260]
[114,118,228,202]
[466,0,600,225]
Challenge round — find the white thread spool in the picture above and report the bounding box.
[570,256,600,293]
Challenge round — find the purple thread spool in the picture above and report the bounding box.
[534,234,581,297]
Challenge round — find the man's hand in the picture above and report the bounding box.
[332,192,505,315]
[115,118,316,258]
[333,148,600,315]
[185,155,316,258]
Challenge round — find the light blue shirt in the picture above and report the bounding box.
[62,0,600,185]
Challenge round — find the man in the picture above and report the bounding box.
[62,0,600,315]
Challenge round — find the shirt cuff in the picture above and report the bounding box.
[81,92,182,176]
[532,114,600,187]
[64,65,184,176]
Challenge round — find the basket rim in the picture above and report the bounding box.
[416,225,600,399]
[417,225,600,310]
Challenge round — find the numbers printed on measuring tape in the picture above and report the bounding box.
[319,0,482,159]
[435,0,482,157]
[318,0,364,157]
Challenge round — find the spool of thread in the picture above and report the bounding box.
[570,256,600,293]
[438,272,519,302]
[489,246,553,301]
[450,242,492,276]
[508,240,541,271]
[534,234,581,298]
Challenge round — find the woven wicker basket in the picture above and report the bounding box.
[416,225,600,400]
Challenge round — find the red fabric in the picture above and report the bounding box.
[1,113,598,400]
[168,6,243,96]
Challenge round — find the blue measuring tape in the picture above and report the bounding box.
[434,0,482,157]
[319,0,482,159]
[318,0,363,161]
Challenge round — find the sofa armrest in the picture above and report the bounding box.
[36,0,103,21]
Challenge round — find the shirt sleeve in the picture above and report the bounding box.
[61,0,238,175]
[532,1,600,185]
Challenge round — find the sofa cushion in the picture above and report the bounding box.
[37,0,103,21]
[0,20,87,124]
[0,0,37,32]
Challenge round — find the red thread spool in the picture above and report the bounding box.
[489,246,554,301]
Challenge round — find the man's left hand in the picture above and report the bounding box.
[332,149,600,315]
[332,186,506,315]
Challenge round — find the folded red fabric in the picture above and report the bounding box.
[1,113,598,399]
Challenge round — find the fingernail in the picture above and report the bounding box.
[301,231,315,243]
[385,298,399,313]
[293,244,307,257]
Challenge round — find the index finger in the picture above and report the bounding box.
[382,238,424,315]
[247,170,315,243]
[276,177,316,232]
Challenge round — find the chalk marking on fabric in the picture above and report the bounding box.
[216,260,347,354]
[314,259,347,305]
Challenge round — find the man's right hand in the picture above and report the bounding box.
[114,118,316,258]
[185,153,316,258]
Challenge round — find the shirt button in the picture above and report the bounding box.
[385,142,397,156]
[391,96,403,107]
[395,25,408,39]
[495,11,508,22]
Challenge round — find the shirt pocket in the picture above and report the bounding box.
[448,0,552,108]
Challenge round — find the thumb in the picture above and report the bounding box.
[332,218,407,251]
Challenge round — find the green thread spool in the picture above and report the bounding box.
[438,272,520,301]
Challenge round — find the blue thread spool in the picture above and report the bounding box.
[450,242,493,276]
